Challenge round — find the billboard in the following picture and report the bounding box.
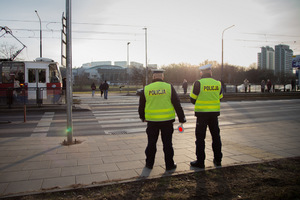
[292,55,300,68]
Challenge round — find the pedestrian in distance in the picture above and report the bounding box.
[99,81,104,97]
[267,79,272,93]
[91,82,96,97]
[291,79,296,91]
[102,80,109,99]
[244,79,249,93]
[138,69,186,171]
[62,77,66,93]
[182,79,188,94]
[261,80,265,93]
[189,64,223,169]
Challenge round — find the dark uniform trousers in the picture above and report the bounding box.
[195,116,222,163]
[145,121,174,168]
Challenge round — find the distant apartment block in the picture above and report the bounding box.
[275,44,293,76]
[258,46,275,71]
[257,53,261,69]
[258,44,293,76]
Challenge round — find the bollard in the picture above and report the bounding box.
[24,105,26,122]
[23,88,26,122]
[7,88,13,109]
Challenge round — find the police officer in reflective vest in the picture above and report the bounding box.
[189,64,223,168]
[139,69,186,171]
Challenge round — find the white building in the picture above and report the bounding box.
[73,60,157,84]
[275,44,293,76]
[81,61,112,69]
[258,45,294,77]
[258,46,275,71]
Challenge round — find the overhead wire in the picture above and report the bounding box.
[10,36,141,41]
[241,32,300,38]
[0,19,144,28]
[2,19,299,52]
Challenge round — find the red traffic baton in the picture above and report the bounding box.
[177,123,184,133]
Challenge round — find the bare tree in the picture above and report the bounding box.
[0,42,24,61]
[130,66,145,85]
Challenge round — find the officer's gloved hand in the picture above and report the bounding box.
[180,118,186,123]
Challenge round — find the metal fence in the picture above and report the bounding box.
[173,83,297,94]
[0,87,64,107]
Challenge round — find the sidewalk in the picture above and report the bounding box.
[0,94,300,198]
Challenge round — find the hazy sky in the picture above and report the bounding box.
[1,0,299,68]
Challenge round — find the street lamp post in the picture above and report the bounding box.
[127,42,130,94]
[143,27,148,85]
[221,25,235,82]
[35,10,42,58]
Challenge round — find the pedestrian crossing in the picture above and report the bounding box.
[90,100,300,135]
[29,100,300,137]
[27,106,238,137]
[31,112,54,137]
[92,108,235,135]
[3,98,300,138]
[92,109,145,135]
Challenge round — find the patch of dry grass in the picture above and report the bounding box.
[4,157,300,200]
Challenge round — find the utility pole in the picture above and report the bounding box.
[127,42,130,95]
[143,27,148,85]
[35,10,42,58]
[66,0,73,144]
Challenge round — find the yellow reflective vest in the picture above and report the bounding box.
[190,78,223,113]
[144,81,175,121]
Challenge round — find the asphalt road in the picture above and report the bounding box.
[1,97,299,137]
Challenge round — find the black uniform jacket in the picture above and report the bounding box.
[138,79,186,123]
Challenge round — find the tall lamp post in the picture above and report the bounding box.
[143,27,148,85]
[221,25,234,82]
[127,42,130,94]
[35,10,42,58]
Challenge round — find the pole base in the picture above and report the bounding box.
[62,138,82,146]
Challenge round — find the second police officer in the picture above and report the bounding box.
[189,64,223,169]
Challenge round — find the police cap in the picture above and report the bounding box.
[152,69,165,74]
[199,64,212,71]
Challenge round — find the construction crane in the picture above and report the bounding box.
[0,26,26,61]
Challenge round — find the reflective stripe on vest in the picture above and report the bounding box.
[144,82,175,121]
[194,78,222,112]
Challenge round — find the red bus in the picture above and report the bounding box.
[0,58,63,105]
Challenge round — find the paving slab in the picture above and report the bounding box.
[61,165,90,177]
[90,163,118,173]
[0,171,31,183]
[76,173,108,185]
[42,176,75,190]
[29,168,61,180]
[4,180,42,196]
